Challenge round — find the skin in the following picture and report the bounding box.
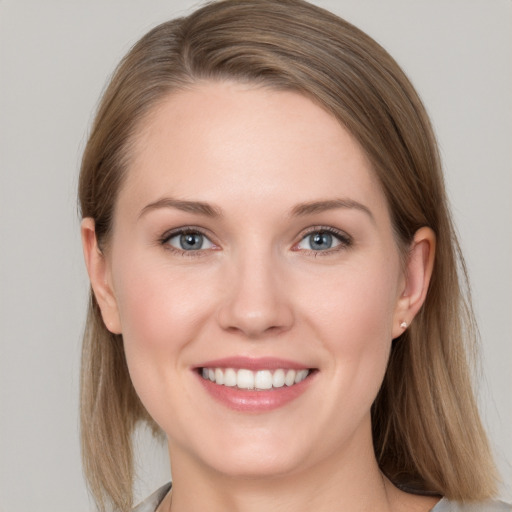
[82,81,437,512]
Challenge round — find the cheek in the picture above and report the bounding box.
[110,260,218,413]
[302,256,400,396]
[113,256,216,346]
[306,255,399,338]
[117,273,187,352]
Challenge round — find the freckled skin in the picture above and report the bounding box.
[84,81,437,512]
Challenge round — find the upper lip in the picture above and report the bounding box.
[195,356,312,371]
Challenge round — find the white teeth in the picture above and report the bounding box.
[285,369,296,386]
[224,368,237,387]
[272,369,285,388]
[295,369,309,384]
[214,368,224,385]
[201,367,310,390]
[237,369,254,389]
[254,370,273,390]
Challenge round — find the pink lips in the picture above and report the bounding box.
[195,357,315,412]
[196,356,309,370]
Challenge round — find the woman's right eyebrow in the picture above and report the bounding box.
[138,197,222,219]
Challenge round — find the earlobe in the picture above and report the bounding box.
[392,227,436,339]
[81,218,122,334]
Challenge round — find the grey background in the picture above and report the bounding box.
[0,0,510,510]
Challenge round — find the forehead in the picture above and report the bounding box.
[118,81,388,220]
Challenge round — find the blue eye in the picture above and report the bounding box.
[166,231,214,251]
[296,230,349,251]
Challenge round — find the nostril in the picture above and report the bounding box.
[217,305,294,338]
[215,261,295,337]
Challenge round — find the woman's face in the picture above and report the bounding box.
[91,81,415,479]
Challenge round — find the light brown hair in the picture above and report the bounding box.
[78,1,498,510]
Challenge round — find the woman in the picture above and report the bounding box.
[78,1,509,511]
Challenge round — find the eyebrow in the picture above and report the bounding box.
[138,197,373,222]
[291,199,374,221]
[139,198,222,219]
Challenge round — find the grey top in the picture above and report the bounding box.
[132,483,172,512]
[132,483,511,512]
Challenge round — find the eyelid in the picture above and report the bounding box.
[159,226,219,255]
[292,226,352,252]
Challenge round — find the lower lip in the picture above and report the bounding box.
[197,372,315,412]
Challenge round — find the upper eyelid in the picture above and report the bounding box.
[160,226,215,243]
[297,225,352,241]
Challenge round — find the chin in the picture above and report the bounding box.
[184,427,317,480]
[206,451,307,480]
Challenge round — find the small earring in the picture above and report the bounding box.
[400,321,407,329]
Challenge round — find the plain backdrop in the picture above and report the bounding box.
[0,0,511,510]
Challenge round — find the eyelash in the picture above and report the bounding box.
[295,226,353,255]
[158,226,352,257]
[159,227,216,258]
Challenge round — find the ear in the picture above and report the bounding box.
[392,227,436,339]
[81,218,122,334]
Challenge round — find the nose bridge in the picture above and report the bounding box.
[217,242,294,337]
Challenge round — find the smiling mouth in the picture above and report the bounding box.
[199,367,312,391]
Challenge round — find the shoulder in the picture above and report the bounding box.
[132,483,172,512]
[432,498,512,511]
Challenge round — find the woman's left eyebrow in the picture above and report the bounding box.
[290,199,374,222]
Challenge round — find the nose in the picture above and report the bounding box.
[216,249,294,339]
